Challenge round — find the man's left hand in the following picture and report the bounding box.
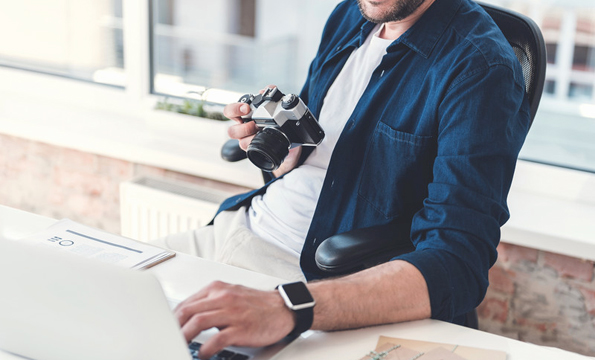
[174,281,295,359]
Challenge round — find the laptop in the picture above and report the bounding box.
[0,239,289,360]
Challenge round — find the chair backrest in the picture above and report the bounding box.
[478,2,547,126]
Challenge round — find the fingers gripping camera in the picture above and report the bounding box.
[239,87,325,172]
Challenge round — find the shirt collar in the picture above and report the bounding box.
[355,0,464,59]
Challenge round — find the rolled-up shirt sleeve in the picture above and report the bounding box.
[394,63,531,321]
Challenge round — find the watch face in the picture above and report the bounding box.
[281,282,314,306]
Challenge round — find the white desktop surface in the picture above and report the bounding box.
[0,205,592,360]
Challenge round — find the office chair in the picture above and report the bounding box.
[314,2,546,329]
[220,2,547,329]
[316,1,547,271]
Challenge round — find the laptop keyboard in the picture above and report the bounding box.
[189,341,250,360]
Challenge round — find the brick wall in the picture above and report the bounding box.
[478,242,595,356]
[0,133,250,234]
[3,133,595,356]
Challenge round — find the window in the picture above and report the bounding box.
[572,45,595,72]
[0,0,125,87]
[149,0,340,104]
[483,0,595,173]
[147,0,595,173]
[1,0,595,176]
[545,43,558,64]
[544,80,556,95]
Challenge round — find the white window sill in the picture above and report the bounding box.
[503,161,595,261]
[1,88,595,262]
[0,91,264,189]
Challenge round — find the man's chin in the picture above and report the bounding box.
[357,0,427,23]
[358,3,387,23]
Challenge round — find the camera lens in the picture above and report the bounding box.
[247,127,291,172]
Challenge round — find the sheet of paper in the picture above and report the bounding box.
[360,343,422,360]
[374,336,507,360]
[419,347,468,360]
[385,346,422,360]
[18,219,174,269]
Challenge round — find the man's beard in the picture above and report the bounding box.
[357,0,427,23]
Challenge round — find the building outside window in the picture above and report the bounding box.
[149,0,339,104]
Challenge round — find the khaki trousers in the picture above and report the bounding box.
[151,207,305,282]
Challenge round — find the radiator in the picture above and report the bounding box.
[119,177,231,242]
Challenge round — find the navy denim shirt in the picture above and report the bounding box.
[217,0,530,323]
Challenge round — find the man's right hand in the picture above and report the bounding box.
[222,86,302,177]
[223,102,258,152]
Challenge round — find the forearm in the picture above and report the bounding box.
[308,260,431,331]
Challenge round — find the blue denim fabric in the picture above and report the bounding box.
[217,0,530,323]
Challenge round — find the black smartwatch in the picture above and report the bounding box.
[276,281,316,338]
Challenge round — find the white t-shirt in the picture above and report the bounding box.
[247,24,392,256]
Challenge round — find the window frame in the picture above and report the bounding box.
[0,0,152,114]
[0,0,263,188]
[0,0,593,178]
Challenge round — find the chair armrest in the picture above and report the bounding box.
[314,222,415,274]
[221,139,248,162]
[314,222,480,330]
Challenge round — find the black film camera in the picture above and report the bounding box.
[239,87,325,172]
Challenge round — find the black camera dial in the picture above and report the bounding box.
[238,94,253,105]
[281,94,299,110]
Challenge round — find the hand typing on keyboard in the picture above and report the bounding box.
[174,281,295,359]
[188,341,249,360]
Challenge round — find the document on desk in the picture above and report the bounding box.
[360,336,506,360]
[18,219,175,270]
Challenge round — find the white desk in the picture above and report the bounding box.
[0,205,592,360]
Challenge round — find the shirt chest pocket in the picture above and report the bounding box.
[357,121,436,220]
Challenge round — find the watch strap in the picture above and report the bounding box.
[287,305,314,338]
[276,282,315,338]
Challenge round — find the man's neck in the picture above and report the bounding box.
[379,0,436,40]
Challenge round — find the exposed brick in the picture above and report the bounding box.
[134,164,167,178]
[48,190,66,206]
[578,286,595,316]
[164,170,252,193]
[514,316,557,333]
[6,134,595,356]
[98,157,134,179]
[489,265,515,294]
[497,243,539,264]
[0,134,243,236]
[57,147,98,173]
[52,168,110,196]
[30,140,61,161]
[544,252,594,282]
[478,298,509,323]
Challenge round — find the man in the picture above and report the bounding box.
[162,0,530,358]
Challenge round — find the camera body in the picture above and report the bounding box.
[239,87,325,172]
